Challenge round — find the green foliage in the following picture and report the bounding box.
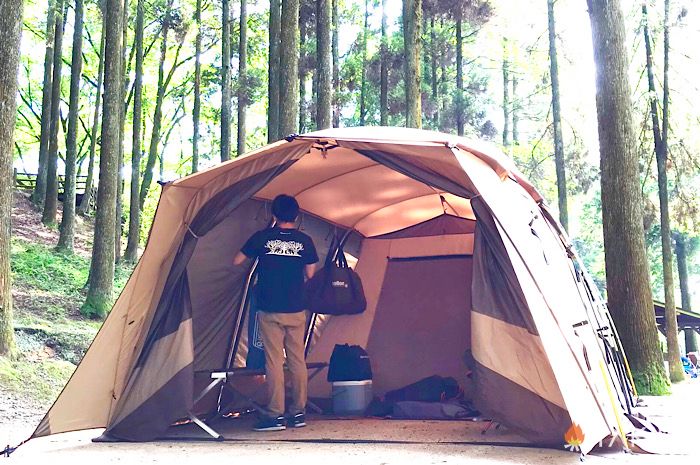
[632,362,671,396]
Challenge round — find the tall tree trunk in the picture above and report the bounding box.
[299,19,307,134]
[43,0,65,226]
[115,0,128,264]
[587,0,668,395]
[237,0,247,156]
[548,0,568,232]
[316,0,332,129]
[359,0,369,126]
[84,0,124,318]
[332,0,340,127]
[267,0,281,141]
[125,0,145,263]
[34,0,58,207]
[139,2,172,210]
[403,0,421,128]
[512,77,519,144]
[221,0,232,160]
[659,0,683,382]
[0,0,23,356]
[455,12,464,136]
[279,0,300,137]
[79,9,106,216]
[675,233,697,352]
[379,0,388,126]
[501,36,510,147]
[192,0,202,171]
[58,0,84,252]
[430,17,438,127]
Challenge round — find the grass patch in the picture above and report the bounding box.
[0,356,75,405]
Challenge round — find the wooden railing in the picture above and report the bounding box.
[13,169,89,195]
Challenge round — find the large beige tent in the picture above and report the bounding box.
[31,127,638,453]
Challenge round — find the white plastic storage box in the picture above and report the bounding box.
[331,380,373,416]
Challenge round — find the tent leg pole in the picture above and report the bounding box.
[187,412,223,440]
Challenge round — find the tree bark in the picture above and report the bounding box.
[192,0,202,171]
[548,0,568,232]
[267,0,281,141]
[403,0,421,128]
[58,0,84,252]
[115,0,129,264]
[84,0,123,319]
[317,0,332,129]
[79,9,106,216]
[675,233,697,352]
[125,0,145,263]
[587,0,668,395]
[501,36,509,147]
[237,0,247,156]
[430,17,438,128]
[139,1,173,210]
[359,0,369,126]
[332,0,340,127]
[279,0,300,137]
[34,0,58,207]
[299,19,307,134]
[221,0,232,160]
[0,0,23,356]
[455,13,464,136]
[380,0,388,126]
[43,0,66,226]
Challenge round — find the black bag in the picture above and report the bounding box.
[327,344,373,382]
[305,239,367,316]
[384,376,462,403]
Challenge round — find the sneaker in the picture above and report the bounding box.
[290,412,306,428]
[253,415,286,432]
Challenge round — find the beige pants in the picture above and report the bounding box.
[258,311,308,417]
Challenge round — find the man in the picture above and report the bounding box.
[234,194,318,431]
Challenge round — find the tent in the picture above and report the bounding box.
[30,127,638,454]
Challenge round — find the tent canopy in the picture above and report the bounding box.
[32,127,635,454]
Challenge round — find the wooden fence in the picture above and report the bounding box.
[13,169,89,195]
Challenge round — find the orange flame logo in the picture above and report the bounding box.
[564,423,585,450]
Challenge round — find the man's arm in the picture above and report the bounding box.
[305,263,316,280]
[233,251,249,266]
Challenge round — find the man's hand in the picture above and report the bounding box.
[233,252,248,266]
[305,264,316,280]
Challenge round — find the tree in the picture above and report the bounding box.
[279,0,300,137]
[379,0,388,126]
[268,0,281,141]
[58,0,85,252]
[221,0,232,161]
[83,0,123,318]
[359,0,369,126]
[79,8,106,217]
[125,0,146,263]
[316,0,332,129]
[512,76,519,144]
[192,0,202,172]
[587,0,669,395]
[42,0,66,226]
[674,233,697,352]
[547,0,568,232]
[403,0,421,128]
[332,0,340,128]
[641,2,683,383]
[237,0,247,156]
[34,0,58,207]
[455,12,464,136]
[0,0,23,356]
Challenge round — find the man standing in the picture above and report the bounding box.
[234,194,318,431]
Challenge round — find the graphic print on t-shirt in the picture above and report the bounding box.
[264,239,305,257]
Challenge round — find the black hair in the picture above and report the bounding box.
[271,194,300,222]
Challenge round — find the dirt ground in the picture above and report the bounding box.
[2,380,697,464]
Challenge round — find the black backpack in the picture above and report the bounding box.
[305,239,367,316]
[384,376,462,403]
[327,344,373,382]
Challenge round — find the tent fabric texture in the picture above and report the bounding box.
[32,127,637,453]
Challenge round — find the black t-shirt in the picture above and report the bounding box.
[241,227,319,313]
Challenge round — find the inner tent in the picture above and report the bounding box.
[187,143,479,406]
